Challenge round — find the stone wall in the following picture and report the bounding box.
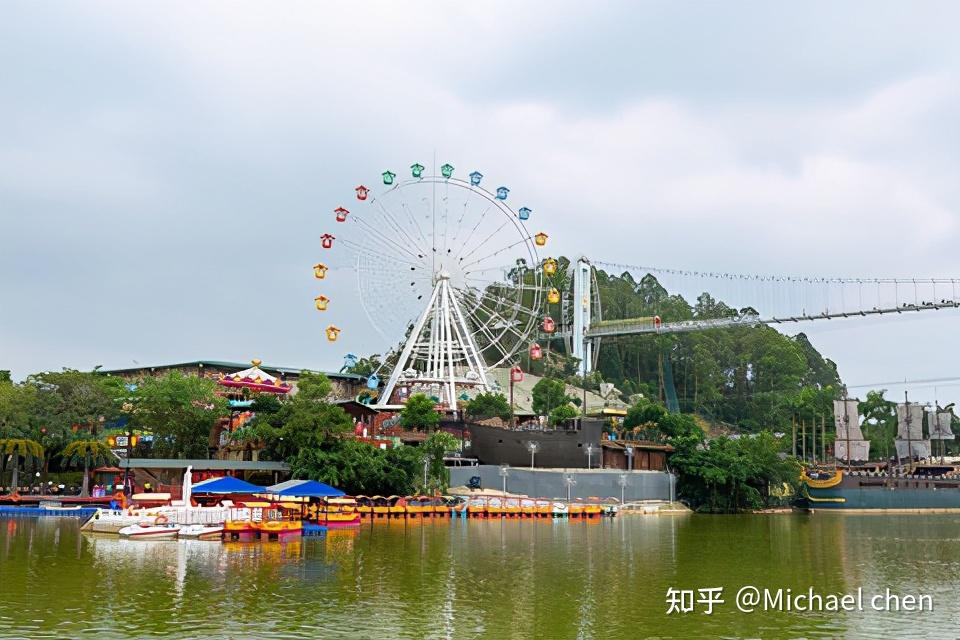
[449,465,675,502]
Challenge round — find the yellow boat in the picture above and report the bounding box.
[371,495,390,519]
[504,498,522,518]
[387,496,406,519]
[320,497,361,527]
[467,497,487,518]
[520,498,537,517]
[487,497,505,517]
[253,519,302,539]
[535,499,552,517]
[405,495,432,518]
[355,495,374,519]
[568,502,585,518]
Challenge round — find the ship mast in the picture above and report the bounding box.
[904,390,913,474]
[843,389,851,471]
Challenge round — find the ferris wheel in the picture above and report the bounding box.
[313,162,553,410]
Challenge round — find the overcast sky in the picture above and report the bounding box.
[2,1,959,406]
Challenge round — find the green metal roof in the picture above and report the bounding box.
[118,458,289,471]
[100,360,364,380]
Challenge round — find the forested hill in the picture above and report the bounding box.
[543,261,843,433]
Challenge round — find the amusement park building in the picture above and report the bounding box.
[100,360,365,400]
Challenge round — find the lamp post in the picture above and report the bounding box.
[618,473,628,505]
[563,473,577,503]
[499,464,509,495]
[526,441,540,469]
[509,366,523,428]
[584,443,595,469]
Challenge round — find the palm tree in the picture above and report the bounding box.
[0,438,44,493]
[61,440,114,497]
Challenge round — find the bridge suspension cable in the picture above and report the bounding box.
[584,259,960,338]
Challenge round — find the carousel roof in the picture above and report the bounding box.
[218,360,292,394]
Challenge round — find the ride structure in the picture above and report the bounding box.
[316,161,553,411]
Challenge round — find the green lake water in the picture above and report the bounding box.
[1,514,957,639]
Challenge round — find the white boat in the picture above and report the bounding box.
[119,522,181,540]
[551,501,569,516]
[177,524,224,541]
[82,508,160,534]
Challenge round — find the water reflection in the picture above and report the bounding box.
[2,515,960,639]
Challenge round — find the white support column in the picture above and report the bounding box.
[572,257,593,375]
[377,279,442,408]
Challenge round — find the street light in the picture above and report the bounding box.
[563,473,577,503]
[499,464,509,495]
[526,441,540,469]
[618,473,628,505]
[584,443,595,469]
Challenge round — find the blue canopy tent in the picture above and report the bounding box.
[190,476,265,494]
[265,479,345,498]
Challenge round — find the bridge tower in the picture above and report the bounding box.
[572,256,593,375]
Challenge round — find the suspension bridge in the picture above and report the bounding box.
[562,257,960,374]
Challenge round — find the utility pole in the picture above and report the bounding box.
[792,415,797,458]
[801,420,806,463]
[821,414,826,465]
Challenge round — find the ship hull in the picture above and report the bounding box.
[800,472,960,512]
[466,420,604,468]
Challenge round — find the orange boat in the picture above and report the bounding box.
[388,496,406,519]
[520,498,537,518]
[432,497,451,517]
[504,498,522,518]
[253,519,302,539]
[405,495,432,518]
[486,497,505,518]
[467,497,487,518]
[535,499,552,518]
[568,501,585,519]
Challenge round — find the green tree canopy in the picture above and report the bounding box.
[400,393,440,431]
[131,372,228,458]
[464,392,512,421]
[531,378,571,416]
[61,439,114,496]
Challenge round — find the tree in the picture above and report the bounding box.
[400,393,440,431]
[548,404,579,426]
[419,431,460,494]
[132,372,228,458]
[464,392,512,421]
[0,438,44,491]
[531,378,571,416]
[61,440,114,497]
[859,389,897,460]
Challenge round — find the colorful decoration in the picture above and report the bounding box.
[469,171,483,186]
[314,263,328,279]
[355,185,369,201]
[411,163,425,178]
[547,288,560,304]
[543,316,556,333]
[326,325,341,342]
[518,206,531,221]
[543,257,558,275]
[334,206,350,222]
[382,171,396,185]
[321,233,336,249]
[441,163,454,178]
[367,374,380,389]
[314,295,330,311]
[534,232,548,247]
[510,366,524,383]
[529,343,543,360]
[217,360,293,394]
[341,353,359,372]
[496,186,510,200]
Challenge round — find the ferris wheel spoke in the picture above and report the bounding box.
[457,219,511,265]
[399,202,432,255]
[342,237,424,270]
[459,236,537,272]
[457,289,534,341]
[461,304,512,363]
[374,199,431,259]
[447,201,471,250]
[351,214,429,266]
[452,203,493,262]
